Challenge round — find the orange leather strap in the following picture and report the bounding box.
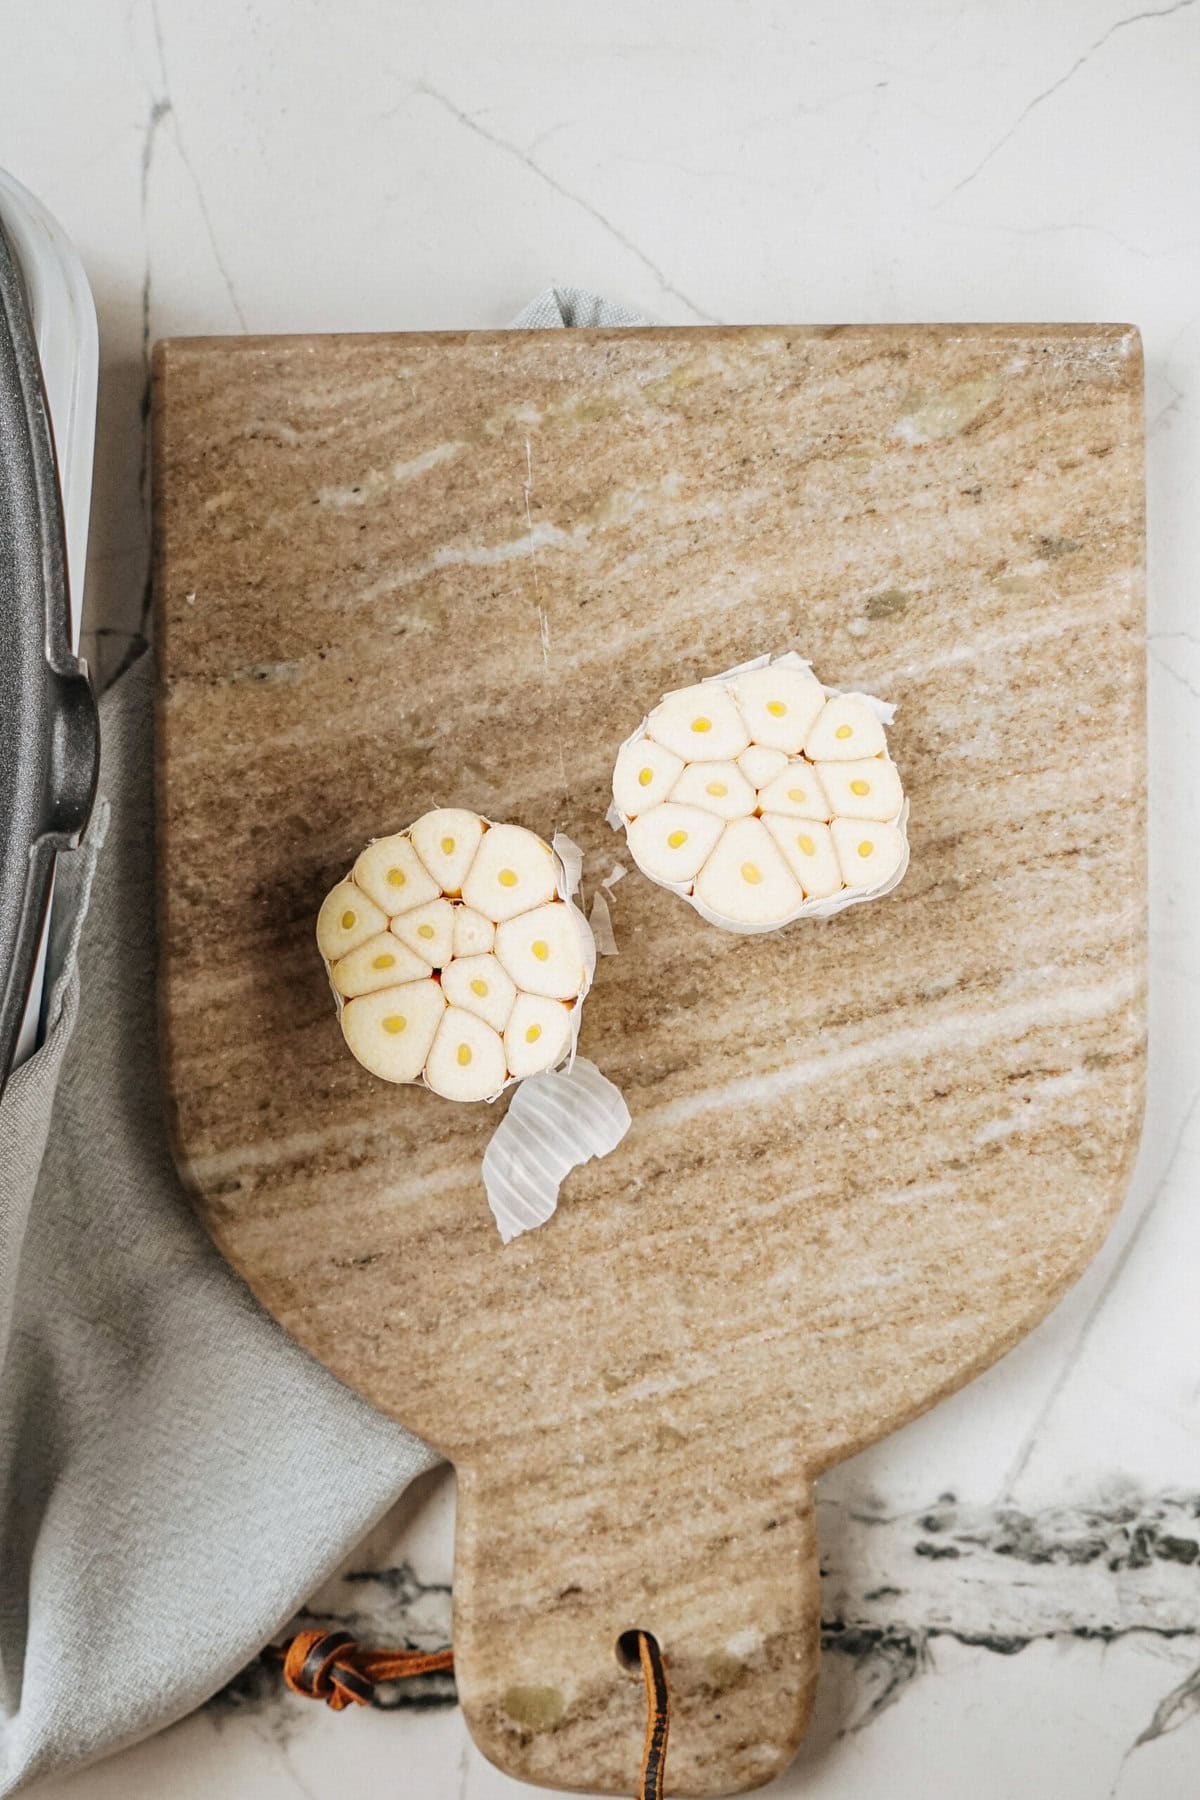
[273,1629,454,1711]
[273,1625,670,1797]
[636,1630,670,1800]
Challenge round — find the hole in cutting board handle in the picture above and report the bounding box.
[615,1627,660,1675]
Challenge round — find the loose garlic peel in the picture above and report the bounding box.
[613,651,909,933]
[318,810,595,1103]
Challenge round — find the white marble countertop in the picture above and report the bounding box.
[8,1,1200,1794]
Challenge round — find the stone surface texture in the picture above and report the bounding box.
[153,322,1145,1796]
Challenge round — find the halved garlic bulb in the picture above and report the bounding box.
[613,653,908,932]
[317,809,594,1096]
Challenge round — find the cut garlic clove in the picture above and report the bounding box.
[409,808,485,895]
[425,1006,508,1102]
[763,815,843,900]
[354,834,442,916]
[668,759,757,820]
[452,905,495,959]
[463,822,558,923]
[734,664,826,753]
[341,979,445,1084]
[804,694,886,761]
[612,736,685,819]
[644,682,750,762]
[440,952,517,1033]
[391,897,455,967]
[831,818,906,890]
[495,901,587,1000]
[331,931,431,998]
[818,757,903,822]
[625,803,724,884]
[737,743,788,788]
[693,817,803,925]
[754,760,832,821]
[316,880,387,961]
[504,993,574,1079]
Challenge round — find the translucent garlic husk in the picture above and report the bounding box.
[317,813,596,1103]
[612,651,910,935]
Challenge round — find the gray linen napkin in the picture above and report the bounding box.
[0,286,650,1794]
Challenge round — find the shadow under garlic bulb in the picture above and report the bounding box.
[613,655,909,933]
[316,811,593,1101]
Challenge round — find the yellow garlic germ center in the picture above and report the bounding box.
[691,716,711,733]
[706,781,727,797]
[457,1043,472,1066]
[858,840,874,858]
[667,829,688,848]
[418,924,435,940]
[766,700,786,716]
[382,1015,406,1035]
[741,863,762,884]
[340,909,356,930]
[498,868,518,887]
[441,835,455,854]
[372,953,396,970]
[387,868,406,887]
[526,1024,542,1043]
[787,787,806,802]
[532,940,550,961]
[850,779,870,796]
[797,835,815,855]
[835,724,853,740]
[470,979,488,996]
[638,767,653,787]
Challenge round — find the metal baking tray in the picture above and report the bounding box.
[0,216,98,1091]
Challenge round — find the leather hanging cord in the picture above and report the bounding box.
[267,1629,454,1711]
[635,1630,670,1800]
[270,1625,670,1798]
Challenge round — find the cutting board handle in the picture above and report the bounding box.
[452,1449,821,1796]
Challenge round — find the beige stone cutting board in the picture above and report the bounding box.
[153,324,1146,1797]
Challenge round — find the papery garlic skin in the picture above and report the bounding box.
[317,809,594,1097]
[614,653,908,932]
